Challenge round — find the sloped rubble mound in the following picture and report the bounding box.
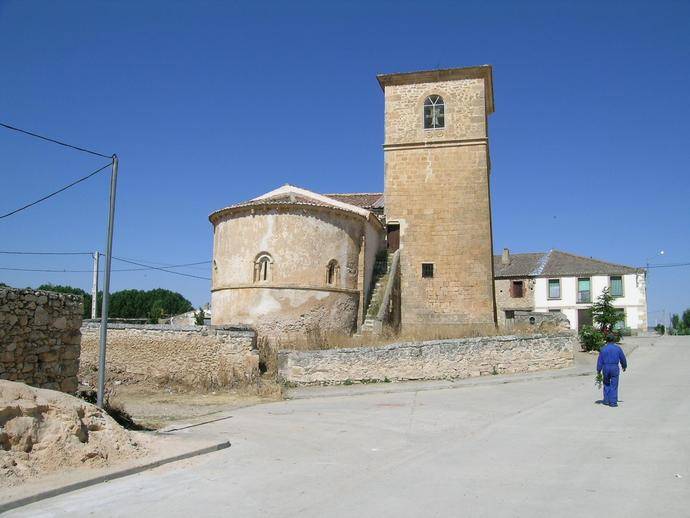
[0,380,148,485]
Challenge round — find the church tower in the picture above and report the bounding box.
[378,66,497,333]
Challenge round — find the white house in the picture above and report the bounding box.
[494,249,647,333]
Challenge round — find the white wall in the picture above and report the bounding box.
[533,273,647,332]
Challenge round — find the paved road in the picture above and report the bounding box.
[9,336,690,517]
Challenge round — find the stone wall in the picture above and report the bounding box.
[278,333,576,385]
[494,278,536,324]
[210,203,384,337]
[80,324,258,389]
[0,287,83,393]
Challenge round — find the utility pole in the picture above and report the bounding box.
[97,155,118,408]
[91,251,99,320]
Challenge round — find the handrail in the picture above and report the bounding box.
[375,249,400,322]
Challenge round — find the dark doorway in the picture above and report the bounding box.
[578,308,593,331]
[387,223,400,252]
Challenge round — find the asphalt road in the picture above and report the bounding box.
[9,336,689,517]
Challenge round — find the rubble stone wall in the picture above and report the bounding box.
[278,333,576,386]
[80,324,259,389]
[0,287,83,393]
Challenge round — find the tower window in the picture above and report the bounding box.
[326,260,340,286]
[422,263,434,278]
[424,95,445,129]
[253,253,273,283]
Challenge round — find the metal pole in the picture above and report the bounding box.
[91,251,99,320]
[97,155,118,408]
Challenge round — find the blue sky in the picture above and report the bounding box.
[1,0,688,323]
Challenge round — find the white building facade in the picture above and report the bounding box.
[533,272,647,332]
[494,249,647,333]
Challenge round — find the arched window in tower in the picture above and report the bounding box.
[326,260,340,287]
[423,95,445,129]
[253,253,273,283]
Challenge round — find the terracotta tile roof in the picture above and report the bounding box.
[494,249,642,278]
[209,185,382,226]
[324,193,384,209]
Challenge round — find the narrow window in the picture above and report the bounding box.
[610,276,623,297]
[548,309,562,313]
[253,253,272,283]
[577,277,591,303]
[423,95,445,129]
[548,279,561,299]
[510,280,524,298]
[421,263,434,278]
[326,260,339,286]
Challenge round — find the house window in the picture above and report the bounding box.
[505,310,515,320]
[613,308,626,330]
[577,277,591,303]
[253,253,272,283]
[423,95,444,129]
[610,276,624,297]
[326,260,340,286]
[510,280,524,298]
[549,309,561,313]
[548,279,561,299]
[422,263,434,278]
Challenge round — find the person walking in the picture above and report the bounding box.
[597,334,628,407]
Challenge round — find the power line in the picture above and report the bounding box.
[0,260,211,274]
[0,162,112,220]
[0,122,112,159]
[112,256,211,280]
[645,262,690,269]
[0,251,93,256]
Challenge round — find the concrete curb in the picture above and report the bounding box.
[0,441,231,514]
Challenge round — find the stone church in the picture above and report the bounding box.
[210,65,497,338]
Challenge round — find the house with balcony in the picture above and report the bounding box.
[494,249,647,333]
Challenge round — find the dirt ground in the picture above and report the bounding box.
[109,381,283,429]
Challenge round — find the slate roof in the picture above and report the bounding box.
[324,193,384,209]
[494,250,642,278]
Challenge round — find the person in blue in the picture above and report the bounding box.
[597,334,628,407]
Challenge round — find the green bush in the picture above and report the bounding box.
[654,323,665,335]
[579,325,606,352]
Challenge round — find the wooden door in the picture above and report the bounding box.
[577,308,593,330]
[387,224,400,252]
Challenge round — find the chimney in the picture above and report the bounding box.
[501,248,510,265]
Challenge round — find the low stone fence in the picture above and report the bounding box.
[80,323,259,389]
[277,333,576,385]
[0,287,83,393]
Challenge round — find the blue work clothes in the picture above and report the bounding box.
[597,342,627,407]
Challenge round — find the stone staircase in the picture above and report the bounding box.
[360,251,392,334]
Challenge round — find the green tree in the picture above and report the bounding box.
[671,313,680,330]
[579,288,625,351]
[194,307,206,326]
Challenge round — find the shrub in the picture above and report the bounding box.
[579,325,605,352]
[654,323,665,335]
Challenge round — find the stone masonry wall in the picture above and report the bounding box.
[80,324,259,389]
[0,287,83,393]
[278,333,576,385]
[383,76,496,332]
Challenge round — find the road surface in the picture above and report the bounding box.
[9,336,689,517]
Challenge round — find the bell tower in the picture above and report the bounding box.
[378,66,497,333]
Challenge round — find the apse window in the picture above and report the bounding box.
[423,95,445,129]
[326,260,340,286]
[253,253,272,283]
[422,263,434,278]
